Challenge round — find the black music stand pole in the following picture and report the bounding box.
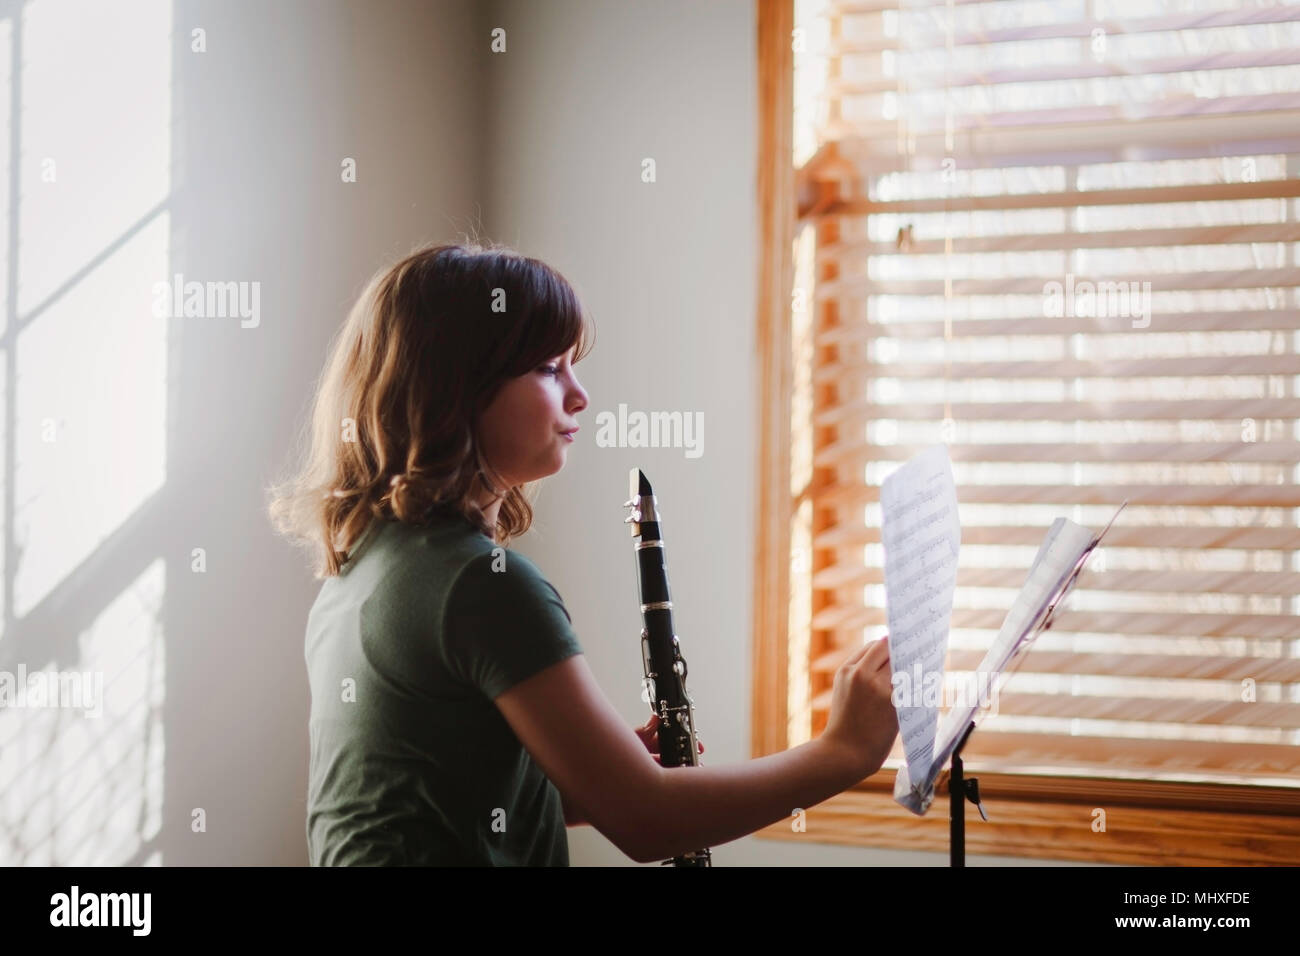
[949,721,982,867]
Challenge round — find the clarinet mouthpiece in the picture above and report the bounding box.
[629,467,654,500]
[625,468,655,533]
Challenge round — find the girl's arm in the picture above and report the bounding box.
[494,651,889,864]
[561,792,587,827]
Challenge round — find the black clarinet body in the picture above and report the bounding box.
[624,468,712,867]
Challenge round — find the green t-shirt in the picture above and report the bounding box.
[305,510,584,866]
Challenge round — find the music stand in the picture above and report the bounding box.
[946,502,1127,867]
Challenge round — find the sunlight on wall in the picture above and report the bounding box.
[13,0,171,618]
[0,0,173,865]
[0,558,165,865]
[17,0,172,314]
[14,213,169,617]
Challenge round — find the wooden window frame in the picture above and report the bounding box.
[751,0,1300,865]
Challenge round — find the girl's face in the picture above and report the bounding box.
[476,346,589,489]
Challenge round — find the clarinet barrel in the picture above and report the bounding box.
[624,467,712,867]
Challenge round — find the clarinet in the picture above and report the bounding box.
[623,467,712,867]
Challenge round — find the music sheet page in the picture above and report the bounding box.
[880,445,961,789]
[929,516,1100,775]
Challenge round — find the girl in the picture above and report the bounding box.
[268,241,897,866]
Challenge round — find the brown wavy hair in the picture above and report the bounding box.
[267,240,594,577]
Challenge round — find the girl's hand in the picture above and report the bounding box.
[821,634,897,780]
[635,712,704,765]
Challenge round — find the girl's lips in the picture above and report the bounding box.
[561,431,576,442]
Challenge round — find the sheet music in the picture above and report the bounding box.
[880,445,961,789]
[881,447,1124,816]
[926,516,1098,784]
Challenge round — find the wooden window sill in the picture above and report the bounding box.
[752,771,1300,866]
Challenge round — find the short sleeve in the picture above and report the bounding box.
[441,550,585,700]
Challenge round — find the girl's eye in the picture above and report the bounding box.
[540,364,560,376]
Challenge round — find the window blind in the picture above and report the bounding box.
[792,0,1300,790]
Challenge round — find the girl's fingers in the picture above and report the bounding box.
[858,634,890,673]
[843,639,876,668]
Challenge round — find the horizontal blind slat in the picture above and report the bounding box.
[810,606,1300,639]
[834,5,1300,53]
[958,731,1300,781]
[831,178,1300,215]
[832,47,1300,96]
[957,693,1300,729]
[815,441,1300,467]
[816,310,1300,343]
[816,355,1300,381]
[831,95,1300,140]
[814,522,1300,550]
[812,482,1300,506]
[817,267,1300,298]
[823,222,1300,257]
[812,398,1300,424]
[811,564,1300,594]
[888,692,1300,730]
[812,647,1300,682]
[949,649,1300,682]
